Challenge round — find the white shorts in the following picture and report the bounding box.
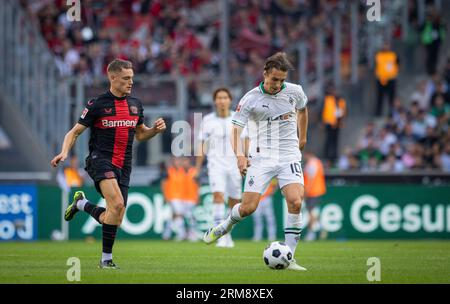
[244,157,304,194]
[207,164,242,199]
[170,200,196,216]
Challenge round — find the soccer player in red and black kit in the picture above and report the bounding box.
[51,59,166,269]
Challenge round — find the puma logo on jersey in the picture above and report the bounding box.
[262,104,269,109]
[102,119,137,128]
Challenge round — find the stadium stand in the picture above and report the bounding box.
[1,0,449,179]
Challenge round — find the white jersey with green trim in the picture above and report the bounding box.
[198,111,237,169]
[232,82,308,162]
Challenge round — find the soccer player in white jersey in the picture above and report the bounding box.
[203,52,309,271]
[195,88,242,248]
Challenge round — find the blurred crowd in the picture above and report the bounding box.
[23,0,449,173]
[22,0,383,84]
[339,64,450,172]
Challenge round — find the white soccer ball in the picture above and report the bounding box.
[263,241,293,270]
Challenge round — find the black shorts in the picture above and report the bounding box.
[85,156,130,206]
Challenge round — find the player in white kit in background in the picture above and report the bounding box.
[195,88,242,248]
[203,52,309,270]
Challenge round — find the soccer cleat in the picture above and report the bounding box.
[203,226,226,245]
[225,234,235,248]
[287,259,307,271]
[98,259,120,270]
[216,235,228,247]
[64,191,85,221]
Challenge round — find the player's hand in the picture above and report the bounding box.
[237,156,250,177]
[299,139,307,152]
[51,153,67,167]
[153,118,166,133]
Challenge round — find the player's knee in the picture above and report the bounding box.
[110,200,125,215]
[287,198,302,213]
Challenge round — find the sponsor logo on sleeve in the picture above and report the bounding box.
[104,171,115,179]
[81,108,89,119]
[130,106,138,114]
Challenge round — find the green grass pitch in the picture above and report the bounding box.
[1,240,449,284]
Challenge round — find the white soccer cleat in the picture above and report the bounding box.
[203,226,226,244]
[225,234,235,248]
[287,259,307,271]
[216,234,228,247]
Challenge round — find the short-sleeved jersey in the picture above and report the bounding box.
[198,112,237,169]
[78,91,144,170]
[232,82,308,161]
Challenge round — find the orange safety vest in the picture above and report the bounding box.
[375,51,399,85]
[64,168,83,187]
[322,95,346,128]
[165,166,199,203]
[165,166,186,201]
[304,157,326,198]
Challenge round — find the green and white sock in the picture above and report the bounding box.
[221,203,242,232]
[284,212,302,256]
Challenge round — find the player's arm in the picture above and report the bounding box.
[297,107,308,151]
[51,123,87,167]
[244,137,250,157]
[231,124,250,176]
[194,141,206,178]
[135,118,166,141]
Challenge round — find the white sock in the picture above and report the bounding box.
[284,212,302,257]
[76,198,88,211]
[174,217,186,240]
[102,252,112,262]
[213,203,225,225]
[221,203,243,232]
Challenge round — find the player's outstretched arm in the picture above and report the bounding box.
[297,107,308,151]
[51,123,87,167]
[135,118,166,141]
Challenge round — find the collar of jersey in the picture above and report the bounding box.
[259,82,286,96]
[108,90,127,100]
[215,111,231,119]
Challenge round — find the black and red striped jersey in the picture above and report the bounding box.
[78,91,144,170]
